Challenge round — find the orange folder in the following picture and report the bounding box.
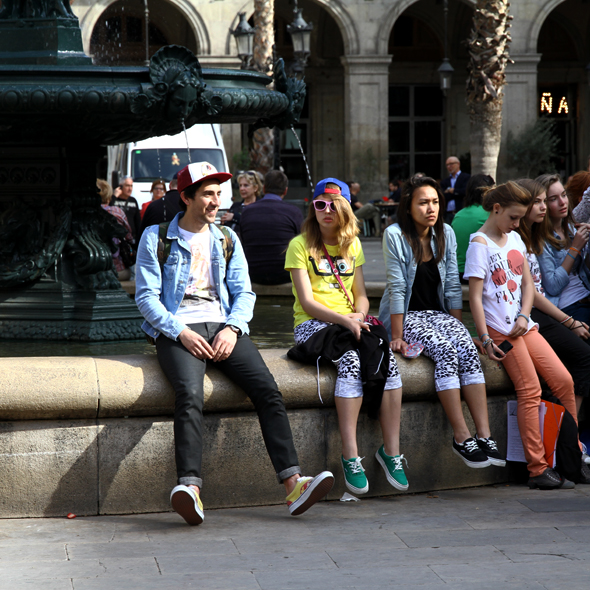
[540,400,565,468]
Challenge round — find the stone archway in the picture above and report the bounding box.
[527,0,568,54]
[79,0,208,59]
[377,0,476,56]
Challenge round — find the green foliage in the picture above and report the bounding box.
[506,118,560,177]
[232,146,251,174]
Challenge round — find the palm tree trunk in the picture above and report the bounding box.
[250,0,275,175]
[466,0,513,178]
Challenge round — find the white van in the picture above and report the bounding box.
[108,123,232,210]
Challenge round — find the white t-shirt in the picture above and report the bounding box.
[174,227,227,325]
[464,231,537,336]
[526,251,544,295]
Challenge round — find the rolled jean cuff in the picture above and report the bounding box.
[277,465,301,484]
[179,476,203,488]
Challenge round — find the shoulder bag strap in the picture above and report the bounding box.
[321,243,356,313]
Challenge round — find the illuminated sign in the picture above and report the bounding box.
[539,90,571,117]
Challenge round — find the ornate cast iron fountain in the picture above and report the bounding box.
[0,1,305,340]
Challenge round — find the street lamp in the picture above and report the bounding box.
[438,0,453,94]
[287,1,313,76]
[231,12,255,70]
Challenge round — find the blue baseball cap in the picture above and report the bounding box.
[313,178,350,202]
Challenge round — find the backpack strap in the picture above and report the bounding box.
[156,221,172,269]
[219,225,234,265]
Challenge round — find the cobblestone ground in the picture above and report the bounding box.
[1,484,589,589]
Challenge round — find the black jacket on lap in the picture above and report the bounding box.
[287,323,390,419]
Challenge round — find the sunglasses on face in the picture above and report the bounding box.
[313,199,337,212]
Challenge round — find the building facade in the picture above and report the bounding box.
[71,0,590,199]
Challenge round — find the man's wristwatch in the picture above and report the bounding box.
[226,324,242,336]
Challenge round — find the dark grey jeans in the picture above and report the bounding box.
[156,322,301,488]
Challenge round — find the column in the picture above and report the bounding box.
[340,55,392,199]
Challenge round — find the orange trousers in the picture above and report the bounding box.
[488,326,577,478]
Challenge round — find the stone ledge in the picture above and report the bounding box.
[0,398,512,518]
[0,350,512,421]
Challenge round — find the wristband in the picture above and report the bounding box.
[517,313,530,323]
[569,246,581,255]
[560,315,572,325]
[482,338,493,349]
[479,333,489,341]
[567,252,577,261]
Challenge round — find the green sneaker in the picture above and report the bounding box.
[341,456,369,494]
[375,445,409,491]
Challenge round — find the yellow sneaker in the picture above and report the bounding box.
[286,471,334,516]
[170,485,204,526]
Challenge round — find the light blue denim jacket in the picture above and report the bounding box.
[135,213,255,341]
[378,223,463,337]
[537,229,590,306]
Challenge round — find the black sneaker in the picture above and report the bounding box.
[475,435,506,467]
[579,461,590,485]
[528,467,573,490]
[452,437,491,468]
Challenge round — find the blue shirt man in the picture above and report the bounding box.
[239,170,304,285]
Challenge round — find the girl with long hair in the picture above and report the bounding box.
[379,175,504,470]
[465,181,582,489]
[534,173,590,324]
[285,178,408,495]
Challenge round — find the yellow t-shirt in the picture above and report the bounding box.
[284,234,366,327]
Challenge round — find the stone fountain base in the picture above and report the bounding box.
[0,278,143,341]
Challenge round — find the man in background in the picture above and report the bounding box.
[111,175,141,243]
[240,170,304,285]
[348,181,382,238]
[441,156,471,220]
[139,173,182,241]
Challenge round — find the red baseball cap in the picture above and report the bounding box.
[177,161,232,194]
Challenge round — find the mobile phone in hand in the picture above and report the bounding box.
[498,340,513,354]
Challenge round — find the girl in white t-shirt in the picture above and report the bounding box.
[465,181,578,490]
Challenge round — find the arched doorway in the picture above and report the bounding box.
[388,0,473,182]
[89,0,198,66]
[537,0,589,177]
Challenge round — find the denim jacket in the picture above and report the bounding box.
[135,213,255,341]
[537,229,590,306]
[378,223,463,336]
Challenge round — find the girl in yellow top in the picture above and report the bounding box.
[285,178,407,495]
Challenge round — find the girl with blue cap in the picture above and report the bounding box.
[285,178,408,496]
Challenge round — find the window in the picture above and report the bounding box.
[388,85,444,181]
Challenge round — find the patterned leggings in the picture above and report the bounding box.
[403,310,485,392]
[294,319,402,398]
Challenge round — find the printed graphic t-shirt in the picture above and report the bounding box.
[526,251,544,295]
[174,227,227,325]
[285,235,365,328]
[464,231,537,336]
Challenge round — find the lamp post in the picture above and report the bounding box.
[287,1,313,77]
[143,0,150,66]
[231,12,255,70]
[437,0,454,94]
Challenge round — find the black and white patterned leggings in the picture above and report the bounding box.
[294,319,402,398]
[403,310,485,392]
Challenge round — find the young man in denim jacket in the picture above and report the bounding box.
[135,162,333,526]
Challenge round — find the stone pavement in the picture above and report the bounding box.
[2,483,589,590]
